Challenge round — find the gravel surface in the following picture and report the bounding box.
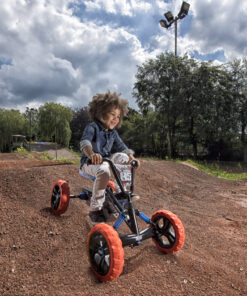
[0,154,247,295]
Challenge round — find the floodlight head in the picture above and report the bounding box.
[164,11,174,23]
[159,19,169,29]
[178,1,190,19]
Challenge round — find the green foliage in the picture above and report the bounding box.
[41,151,79,164]
[133,52,247,160]
[0,109,28,152]
[228,58,247,148]
[1,54,247,161]
[38,102,73,147]
[185,159,247,180]
[24,107,39,141]
[41,152,53,160]
[70,107,90,151]
[14,147,29,153]
[54,158,80,164]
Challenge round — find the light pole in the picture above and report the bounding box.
[55,116,57,160]
[29,108,35,141]
[159,1,190,56]
[28,107,35,150]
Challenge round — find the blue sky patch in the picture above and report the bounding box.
[192,50,226,63]
[0,58,12,69]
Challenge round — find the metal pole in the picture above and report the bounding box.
[30,113,32,140]
[29,110,31,150]
[55,126,57,160]
[175,18,177,56]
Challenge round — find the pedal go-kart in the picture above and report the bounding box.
[50,158,185,282]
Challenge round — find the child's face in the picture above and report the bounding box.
[101,107,121,130]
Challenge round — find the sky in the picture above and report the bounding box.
[0,0,247,112]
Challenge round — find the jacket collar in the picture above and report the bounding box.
[95,119,114,132]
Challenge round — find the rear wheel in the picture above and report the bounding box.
[50,180,70,215]
[151,210,185,253]
[87,223,124,282]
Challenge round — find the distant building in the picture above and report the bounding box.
[244,145,247,163]
[11,135,27,149]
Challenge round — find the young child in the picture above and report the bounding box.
[79,91,140,225]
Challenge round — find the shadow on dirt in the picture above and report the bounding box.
[39,207,71,220]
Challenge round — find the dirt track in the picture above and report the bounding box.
[0,153,247,296]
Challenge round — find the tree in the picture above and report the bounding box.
[70,107,90,151]
[182,61,237,159]
[23,107,39,141]
[118,108,145,156]
[0,109,28,152]
[228,58,247,159]
[38,102,73,147]
[133,52,241,160]
[133,52,196,158]
[194,63,238,160]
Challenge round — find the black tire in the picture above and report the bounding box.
[151,210,185,253]
[50,180,70,215]
[87,223,124,282]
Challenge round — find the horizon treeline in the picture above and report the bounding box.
[1,53,247,161]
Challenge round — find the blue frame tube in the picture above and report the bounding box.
[113,213,126,230]
[138,212,151,223]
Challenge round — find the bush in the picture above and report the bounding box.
[14,147,29,153]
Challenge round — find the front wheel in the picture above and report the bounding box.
[87,223,124,282]
[50,180,70,215]
[151,210,185,253]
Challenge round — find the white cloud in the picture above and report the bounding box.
[1,0,247,112]
[187,0,247,60]
[84,0,151,16]
[0,0,148,110]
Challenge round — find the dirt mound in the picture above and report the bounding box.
[45,148,79,160]
[0,155,247,295]
[28,143,79,159]
[0,152,76,170]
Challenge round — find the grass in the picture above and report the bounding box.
[69,149,81,158]
[185,159,247,180]
[41,151,80,164]
[41,151,53,160]
[12,148,80,164]
[12,149,247,180]
[13,147,30,154]
[53,158,80,164]
[144,156,247,180]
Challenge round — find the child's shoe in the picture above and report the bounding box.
[131,194,140,201]
[114,179,140,201]
[89,210,106,225]
[115,192,140,201]
[103,200,119,219]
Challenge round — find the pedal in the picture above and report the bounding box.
[131,194,140,201]
[82,188,92,197]
[79,192,89,200]
[115,192,140,201]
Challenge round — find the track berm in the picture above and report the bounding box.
[0,153,246,295]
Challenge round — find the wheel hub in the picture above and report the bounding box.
[89,232,111,276]
[52,185,61,210]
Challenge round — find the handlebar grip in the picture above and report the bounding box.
[87,157,137,168]
[130,160,138,168]
[86,157,107,165]
[86,158,92,165]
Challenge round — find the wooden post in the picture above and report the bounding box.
[244,145,247,163]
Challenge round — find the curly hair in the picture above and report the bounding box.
[88,90,129,127]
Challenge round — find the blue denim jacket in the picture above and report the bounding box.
[80,120,133,166]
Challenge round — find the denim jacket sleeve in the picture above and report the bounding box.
[112,130,134,155]
[79,123,95,151]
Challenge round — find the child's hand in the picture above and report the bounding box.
[90,153,102,165]
[133,158,140,168]
[128,154,140,169]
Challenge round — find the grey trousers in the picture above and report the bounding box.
[81,153,130,211]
